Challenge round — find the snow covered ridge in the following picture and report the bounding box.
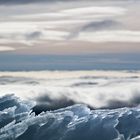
[0,94,140,140]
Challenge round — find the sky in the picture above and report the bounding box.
[0,0,140,70]
[0,0,140,54]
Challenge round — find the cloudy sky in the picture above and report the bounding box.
[0,0,140,55]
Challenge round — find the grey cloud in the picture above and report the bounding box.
[0,30,43,43]
[0,0,137,5]
[71,82,98,87]
[33,93,95,115]
[26,31,42,40]
[0,76,39,85]
[0,0,95,5]
[81,20,120,32]
[33,94,75,115]
[67,20,120,39]
[103,93,140,109]
[0,0,47,5]
[33,88,140,115]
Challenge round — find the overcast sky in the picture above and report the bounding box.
[0,0,139,55]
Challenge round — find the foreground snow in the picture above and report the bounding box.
[0,94,140,140]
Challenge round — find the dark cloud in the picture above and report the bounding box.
[103,93,140,109]
[32,89,140,115]
[0,0,47,5]
[0,0,135,5]
[71,81,98,87]
[32,93,95,115]
[0,76,39,85]
[67,20,120,39]
[33,94,76,115]
[26,31,42,40]
[82,20,119,32]
[0,0,96,5]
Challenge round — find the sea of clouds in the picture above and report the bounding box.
[0,70,140,111]
[0,71,140,139]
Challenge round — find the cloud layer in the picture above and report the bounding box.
[0,71,140,110]
[0,0,140,54]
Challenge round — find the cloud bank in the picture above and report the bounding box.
[0,71,140,110]
[0,46,15,52]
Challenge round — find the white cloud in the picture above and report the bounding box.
[77,30,140,43]
[62,6,126,16]
[0,71,140,109]
[0,4,129,47]
[0,1,139,53]
[0,21,69,45]
[0,46,15,51]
